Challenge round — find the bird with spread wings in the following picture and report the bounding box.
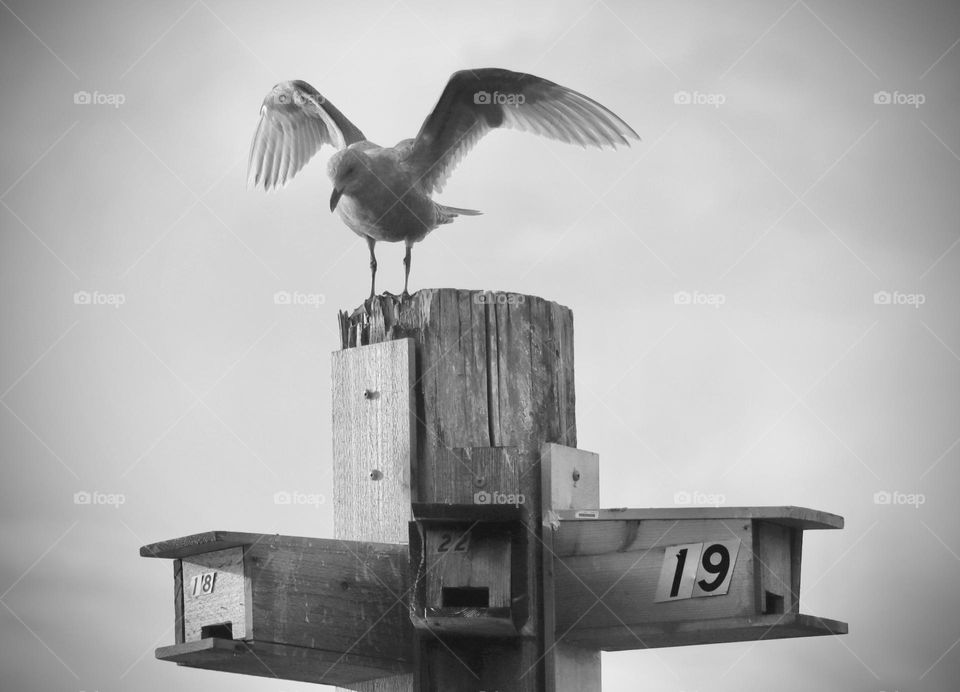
[248,68,638,299]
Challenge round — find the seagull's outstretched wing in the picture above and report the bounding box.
[408,68,639,194]
[248,80,366,191]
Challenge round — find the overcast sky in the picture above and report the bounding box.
[1,0,958,690]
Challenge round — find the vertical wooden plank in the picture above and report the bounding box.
[553,645,601,690]
[756,521,793,615]
[332,339,417,543]
[542,444,601,692]
[332,338,417,692]
[542,445,599,513]
[174,559,184,645]
[790,528,803,615]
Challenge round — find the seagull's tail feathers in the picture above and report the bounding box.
[436,204,483,225]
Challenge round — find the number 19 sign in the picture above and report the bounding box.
[654,539,740,602]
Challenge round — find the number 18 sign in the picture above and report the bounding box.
[654,539,740,602]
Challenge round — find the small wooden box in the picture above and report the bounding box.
[141,531,414,686]
[409,504,528,637]
[550,506,847,650]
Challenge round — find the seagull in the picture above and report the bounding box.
[248,68,639,299]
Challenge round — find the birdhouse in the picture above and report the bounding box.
[548,506,847,650]
[409,503,528,637]
[140,531,414,686]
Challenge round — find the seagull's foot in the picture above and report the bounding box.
[401,290,411,301]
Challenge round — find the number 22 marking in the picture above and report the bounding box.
[436,532,470,553]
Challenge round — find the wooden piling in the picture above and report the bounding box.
[337,289,576,691]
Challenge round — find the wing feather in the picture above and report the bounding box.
[408,68,638,193]
[247,80,366,191]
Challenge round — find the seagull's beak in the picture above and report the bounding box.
[329,187,343,212]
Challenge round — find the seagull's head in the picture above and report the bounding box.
[328,148,366,212]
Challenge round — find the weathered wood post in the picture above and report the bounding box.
[139,287,847,692]
[336,288,578,691]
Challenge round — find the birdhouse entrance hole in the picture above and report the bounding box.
[442,586,489,608]
[763,591,785,615]
[200,622,233,640]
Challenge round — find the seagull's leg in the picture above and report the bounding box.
[367,237,377,301]
[402,243,412,299]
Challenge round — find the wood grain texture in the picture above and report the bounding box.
[181,547,247,642]
[554,518,755,637]
[340,290,576,692]
[553,506,843,530]
[424,524,511,608]
[790,525,803,614]
[332,338,417,692]
[754,521,794,615]
[332,338,416,544]
[156,637,410,686]
[150,533,413,687]
[553,514,847,651]
[541,444,600,515]
[560,613,848,650]
[244,536,412,663]
[173,559,184,644]
[430,446,520,505]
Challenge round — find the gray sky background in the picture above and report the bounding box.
[1,0,958,690]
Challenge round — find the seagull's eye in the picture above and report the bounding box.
[278,94,288,104]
